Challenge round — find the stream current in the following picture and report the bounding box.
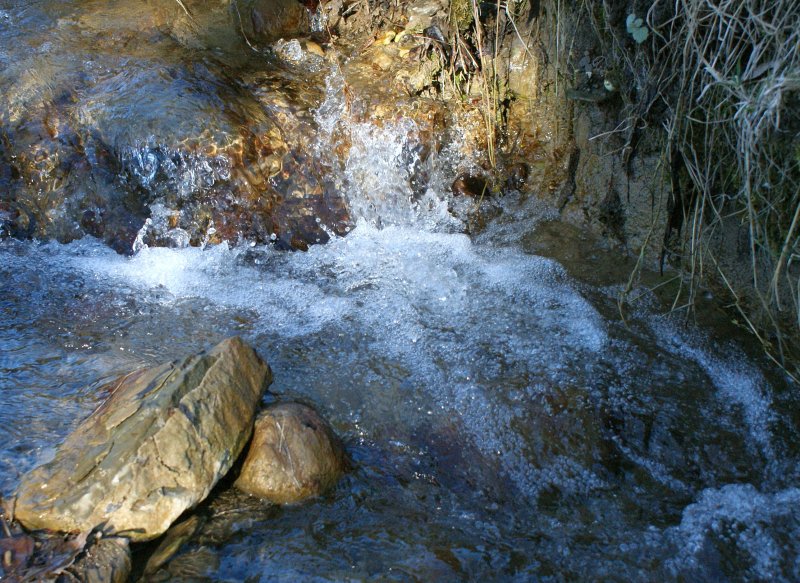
[1,2,800,581]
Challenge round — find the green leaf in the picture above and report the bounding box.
[626,13,649,44]
[632,27,648,43]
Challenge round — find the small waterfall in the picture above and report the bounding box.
[313,68,465,233]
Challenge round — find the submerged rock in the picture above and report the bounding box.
[0,0,350,254]
[14,337,272,541]
[141,515,206,578]
[248,0,309,44]
[235,403,347,504]
[59,537,131,583]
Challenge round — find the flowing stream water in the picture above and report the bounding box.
[1,2,799,581]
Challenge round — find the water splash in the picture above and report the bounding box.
[1,2,797,573]
[121,142,232,201]
[313,70,464,232]
[2,214,798,578]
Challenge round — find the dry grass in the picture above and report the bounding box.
[580,0,800,377]
[444,0,532,168]
[398,0,798,372]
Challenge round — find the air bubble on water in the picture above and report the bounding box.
[666,484,800,580]
[648,315,775,461]
[272,39,304,64]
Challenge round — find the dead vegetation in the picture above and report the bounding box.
[462,0,799,375]
[571,0,800,376]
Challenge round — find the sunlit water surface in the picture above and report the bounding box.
[1,1,800,581]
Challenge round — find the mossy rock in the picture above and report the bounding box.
[450,0,474,32]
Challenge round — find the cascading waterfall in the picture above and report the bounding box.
[313,66,466,232]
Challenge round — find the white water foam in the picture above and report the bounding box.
[667,483,800,581]
[30,105,783,506]
[46,219,609,499]
[647,315,775,461]
[312,69,465,233]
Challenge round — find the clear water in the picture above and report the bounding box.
[2,2,799,581]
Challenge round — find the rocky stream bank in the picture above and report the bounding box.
[3,0,796,368]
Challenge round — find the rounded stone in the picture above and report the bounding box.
[235,403,347,504]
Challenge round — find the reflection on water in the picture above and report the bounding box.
[1,0,799,581]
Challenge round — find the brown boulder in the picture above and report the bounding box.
[235,403,347,504]
[14,337,272,541]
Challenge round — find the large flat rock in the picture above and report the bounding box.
[14,337,271,541]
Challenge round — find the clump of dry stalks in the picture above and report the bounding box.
[581,0,799,377]
[445,0,531,168]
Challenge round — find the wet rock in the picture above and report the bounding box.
[370,46,396,72]
[271,38,326,69]
[0,511,102,583]
[14,337,272,541]
[0,0,350,254]
[0,203,26,239]
[142,515,205,578]
[119,0,308,56]
[451,173,490,198]
[235,403,347,504]
[395,55,441,95]
[249,0,309,44]
[0,529,35,575]
[505,162,529,191]
[304,40,325,58]
[59,537,131,583]
[144,547,220,582]
[406,0,447,32]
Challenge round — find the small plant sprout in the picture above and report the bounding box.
[626,13,648,44]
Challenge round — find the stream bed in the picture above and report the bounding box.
[1,1,800,581]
